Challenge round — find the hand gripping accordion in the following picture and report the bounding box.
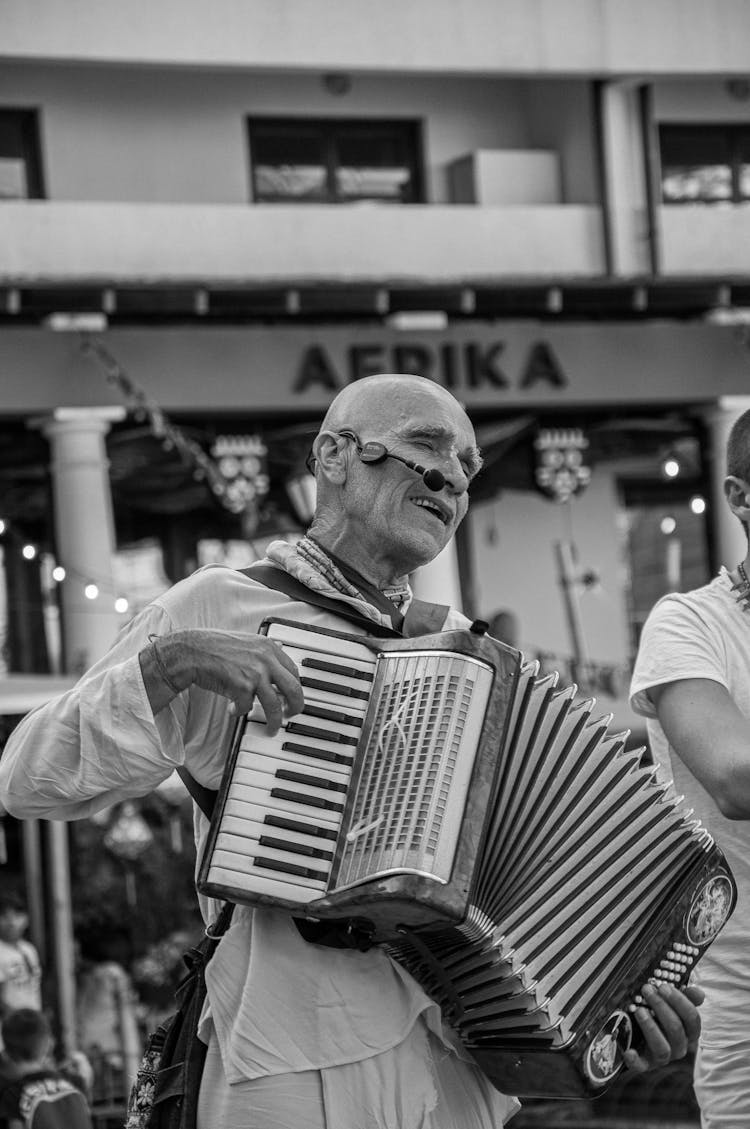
[198,620,736,1098]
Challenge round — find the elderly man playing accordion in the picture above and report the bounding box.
[0,375,701,1129]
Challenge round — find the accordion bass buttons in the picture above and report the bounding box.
[672,942,699,957]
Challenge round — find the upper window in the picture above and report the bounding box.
[659,124,750,205]
[248,118,423,204]
[0,109,44,200]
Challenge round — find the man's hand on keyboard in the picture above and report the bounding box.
[140,629,305,733]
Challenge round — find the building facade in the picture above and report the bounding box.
[2,0,750,691]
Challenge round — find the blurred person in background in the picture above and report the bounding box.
[630,407,750,1129]
[0,1008,92,1129]
[76,928,142,1107]
[0,898,41,1029]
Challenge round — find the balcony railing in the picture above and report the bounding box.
[659,204,750,275]
[0,201,605,285]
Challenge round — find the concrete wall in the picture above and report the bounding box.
[3,0,750,75]
[0,66,551,205]
[653,79,750,122]
[470,473,631,668]
[523,82,600,205]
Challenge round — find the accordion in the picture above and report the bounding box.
[198,618,736,1098]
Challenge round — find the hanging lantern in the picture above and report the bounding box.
[103,801,154,908]
[103,801,154,862]
[534,428,591,503]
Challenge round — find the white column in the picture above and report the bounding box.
[702,396,750,571]
[599,80,651,276]
[37,405,124,1058]
[411,539,463,612]
[40,407,125,672]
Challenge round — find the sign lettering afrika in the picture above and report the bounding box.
[293,340,567,394]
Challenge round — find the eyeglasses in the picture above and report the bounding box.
[308,427,481,482]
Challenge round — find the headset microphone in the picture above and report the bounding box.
[355,439,447,492]
[389,455,446,492]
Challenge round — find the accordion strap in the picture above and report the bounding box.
[395,928,465,1024]
[177,767,218,821]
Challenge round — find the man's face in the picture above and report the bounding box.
[335,385,480,579]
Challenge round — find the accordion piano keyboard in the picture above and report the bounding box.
[203,624,376,905]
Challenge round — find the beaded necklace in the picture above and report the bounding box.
[733,560,750,611]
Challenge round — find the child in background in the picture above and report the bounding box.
[0,1008,92,1129]
[0,899,41,1025]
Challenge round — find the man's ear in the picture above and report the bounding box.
[313,431,349,485]
[724,475,750,516]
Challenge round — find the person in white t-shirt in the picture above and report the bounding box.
[0,895,42,1025]
[630,406,750,1129]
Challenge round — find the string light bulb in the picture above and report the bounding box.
[0,519,137,616]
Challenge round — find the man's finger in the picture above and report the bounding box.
[643,984,688,1055]
[628,1002,673,1070]
[255,681,286,735]
[652,982,702,1049]
[269,658,305,717]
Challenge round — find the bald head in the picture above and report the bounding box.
[318,373,473,442]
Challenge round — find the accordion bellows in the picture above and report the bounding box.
[198,619,736,1097]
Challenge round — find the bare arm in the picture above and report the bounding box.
[651,677,750,819]
[139,629,305,736]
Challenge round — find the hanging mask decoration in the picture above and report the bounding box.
[210,435,270,516]
[534,428,591,504]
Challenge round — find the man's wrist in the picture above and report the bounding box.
[148,635,183,696]
[140,633,192,712]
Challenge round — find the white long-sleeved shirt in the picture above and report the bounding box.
[0,565,510,1091]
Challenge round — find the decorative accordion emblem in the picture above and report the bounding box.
[585,1011,633,1087]
[686,875,734,947]
[534,427,591,503]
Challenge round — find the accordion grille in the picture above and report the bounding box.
[335,651,493,887]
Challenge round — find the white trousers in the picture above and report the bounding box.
[695,1034,750,1129]
[196,1020,519,1129]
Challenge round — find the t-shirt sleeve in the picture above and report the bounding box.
[630,594,728,719]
